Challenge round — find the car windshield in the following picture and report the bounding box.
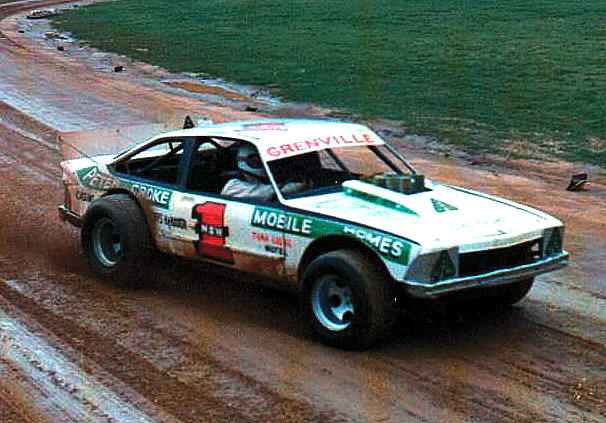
[267,144,415,199]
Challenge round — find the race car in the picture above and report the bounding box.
[59,119,568,349]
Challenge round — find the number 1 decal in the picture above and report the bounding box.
[192,202,234,263]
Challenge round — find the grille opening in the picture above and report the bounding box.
[458,239,542,278]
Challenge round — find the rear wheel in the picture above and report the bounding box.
[81,194,154,287]
[301,249,396,349]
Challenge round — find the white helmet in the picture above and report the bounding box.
[237,144,266,179]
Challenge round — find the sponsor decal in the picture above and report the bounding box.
[193,202,233,263]
[253,231,292,247]
[431,198,458,213]
[343,227,407,259]
[198,223,227,237]
[155,213,187,229]
[77,166,172,209]
[126,183,171,208]
[252,231,292,256]
[265,132,380,159]
[241,122,286,131]
[78,166,120,190]
[252,207,411,264]
[252,208,313,235]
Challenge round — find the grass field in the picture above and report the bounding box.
[52,0,606,165]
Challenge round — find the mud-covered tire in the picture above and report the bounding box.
[454,277,535,310]
[301,249,396,350]
[494,278,534,306]
[81,194,154,287]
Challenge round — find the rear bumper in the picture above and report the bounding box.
[58,205,82,227]
[404,251,569,298]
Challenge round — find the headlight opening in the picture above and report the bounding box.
[430,250,457,283]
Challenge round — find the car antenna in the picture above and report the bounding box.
[56,135,100,164]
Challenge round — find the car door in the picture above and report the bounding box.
[169,138,287,277]
[109,135,194,253]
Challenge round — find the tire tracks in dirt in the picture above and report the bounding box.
[0,276,348,423]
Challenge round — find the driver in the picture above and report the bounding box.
[221,143,276,201]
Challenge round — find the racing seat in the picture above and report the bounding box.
[186,147,240,194]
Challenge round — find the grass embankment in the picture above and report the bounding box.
[52,0,606,165]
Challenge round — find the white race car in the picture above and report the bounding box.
[59,120,568,349]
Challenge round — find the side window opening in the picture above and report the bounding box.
[186,138,239,193]
[112,138,186,185]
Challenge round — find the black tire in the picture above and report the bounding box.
[494,277,534,306]
[81,194,154,287]
[301,249,396,350]
[454,277,535,310]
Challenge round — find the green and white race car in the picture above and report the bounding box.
[59,120,568,349]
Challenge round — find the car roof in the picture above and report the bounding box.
[148,119,385,161]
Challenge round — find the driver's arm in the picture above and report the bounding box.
[221,179,276,201]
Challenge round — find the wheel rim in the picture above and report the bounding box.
[92,217,121,267]
[311,274,354,331]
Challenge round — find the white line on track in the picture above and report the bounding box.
[0,305,174,423]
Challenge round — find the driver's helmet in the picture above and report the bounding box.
[237,143,266,179]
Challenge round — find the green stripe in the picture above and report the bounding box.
[343,186,419,216]
[77,166,173,209]
[251,206,412,265]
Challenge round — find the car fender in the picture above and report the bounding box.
[95,188,160,245]
[296,234,395,292]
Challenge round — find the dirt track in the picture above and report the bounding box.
[0,1,604,422]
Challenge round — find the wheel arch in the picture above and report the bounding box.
[87,188,159,244]
[79,189,157,286]
[297,235,393,290]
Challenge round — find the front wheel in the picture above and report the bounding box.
[494,277,534,306]
[81,194,154,286]
[301,249,396,350]
[454,277,535,310]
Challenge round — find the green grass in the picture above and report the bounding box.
[52,0,606,165]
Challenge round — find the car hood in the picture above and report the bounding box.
[285,180,560,252]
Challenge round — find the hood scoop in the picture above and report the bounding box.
[361,173,426,195]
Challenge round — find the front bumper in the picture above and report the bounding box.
[58,205,82,227]
[404,251,569,298]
